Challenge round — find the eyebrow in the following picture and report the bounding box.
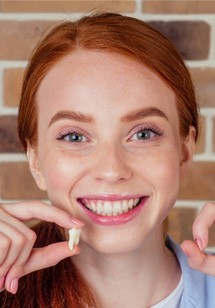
[48,110,94,127]
[121,107,169,122]
[48,106,168,128]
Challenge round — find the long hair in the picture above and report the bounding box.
[6,12,199,307]
[0,223,97,307]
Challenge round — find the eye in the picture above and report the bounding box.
[129,126,162,142]
[57,131,88,143]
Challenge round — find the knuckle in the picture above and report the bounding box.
[14,234,25,248]
[0,265,10,277]
[26,230,37,243]
[0,236,10,251]
[189,257,206,271]
[9,264,23,277]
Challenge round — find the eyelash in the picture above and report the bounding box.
[128,124,163,142]
[56,124,163,144]
[56,129,89,143]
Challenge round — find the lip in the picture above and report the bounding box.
[77,195,149,226]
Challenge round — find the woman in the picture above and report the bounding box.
[0,12,214,307]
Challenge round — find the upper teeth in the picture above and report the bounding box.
[82,198,140,216]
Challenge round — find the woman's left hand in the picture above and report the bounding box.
[181,202,215,276]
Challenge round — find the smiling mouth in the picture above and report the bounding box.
[78,197,144,216]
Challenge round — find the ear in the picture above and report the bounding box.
[26,141,47,191]
[179,126,196,180]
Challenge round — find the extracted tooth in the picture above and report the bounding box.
[68,228,81,251]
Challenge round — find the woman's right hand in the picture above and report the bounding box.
[0,201,84,294]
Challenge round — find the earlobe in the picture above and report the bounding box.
[180,126,196,178]
[26,141,47,191]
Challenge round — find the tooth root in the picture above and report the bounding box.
[68,228,81,251]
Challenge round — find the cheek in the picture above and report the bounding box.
[39,149,87,198]
[136,148,181,191]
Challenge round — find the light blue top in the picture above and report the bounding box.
[167,236,215,308]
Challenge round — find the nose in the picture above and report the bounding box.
[92,143,132,184]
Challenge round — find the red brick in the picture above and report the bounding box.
[196,116,205,154]
[207,223,215,247]
[191,68,215,108]
[179,162,215,200]
[3,68,25,107]
[143,0,215,14]
[0,0,135,13]
[0,116,24,153]
[0,20,56,60]
[165,207,197,243]
[213,118,215,153]
[0,162,47,200]
[149,21,210,60]
[166,206,215,247]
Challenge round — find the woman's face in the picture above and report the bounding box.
[28,50,195,254]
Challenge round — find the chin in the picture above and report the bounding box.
[79,225,152,256]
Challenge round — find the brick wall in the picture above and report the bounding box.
[0,0,215,245]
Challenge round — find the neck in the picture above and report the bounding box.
[73,232,181,308]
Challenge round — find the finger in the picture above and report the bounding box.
[4,241,80,292]
[23,242,80,275]
[0,222,26,276]
[1,201,84,229]
[0,231,10,265]
[1,227,36,284]
[181,240,215,276]
[192,202,215,250]
[0,214,37,267]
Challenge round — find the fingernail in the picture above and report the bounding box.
[70,217,84,227]
[10,277,19,294]
[195,237,204,251]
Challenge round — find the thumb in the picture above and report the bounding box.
[181,240,215,276]
[5,242,80,294]
[23,242,80,276]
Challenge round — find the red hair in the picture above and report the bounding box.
[18,12,198,152]
[4,12,199,307]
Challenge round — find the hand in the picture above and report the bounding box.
[181,202,215,276]
[0,201,84,294]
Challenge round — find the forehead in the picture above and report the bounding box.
[37,50,178,123]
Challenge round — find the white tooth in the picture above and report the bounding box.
[68,228,81,251]
[84,200,92,210]
[103,201,113,214]
[87,203,92,210]
[97,201,103,214]
[122,200,129,212]
[128,199,134,209]
[91,201,97,212]
[134,198,140,205]
[113,201,122,214]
